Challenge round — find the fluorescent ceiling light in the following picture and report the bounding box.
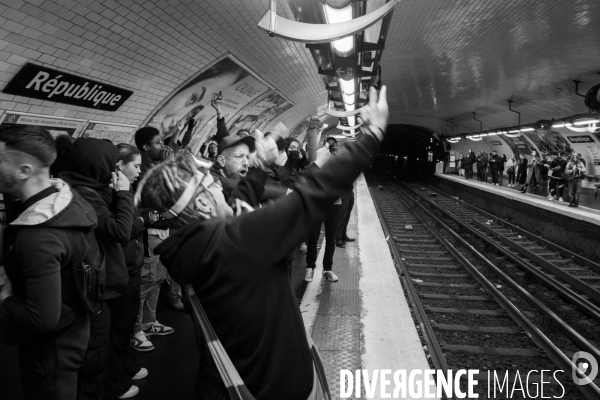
[487,132,497,136]
[520,127,535,132]
[323,5,354,54]
[508,130,520,133]
[339,78,354,95]
[574,119,600,125]
[552,123,565,128]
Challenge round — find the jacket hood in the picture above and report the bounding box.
[60,137,117,189]
[10,179,97,229]
[154,218,214,283]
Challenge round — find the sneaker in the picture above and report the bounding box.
[143,321,174,336]
[130,332,154,352]
[299,243,307,253]
[559,197,564,202]
[169,296,184,311]
[495,183,499,186]
[132,368,148,381]
[547,196,553,201]
[304,268,314,282]
[118,385,139,399]
[323,271,339,282]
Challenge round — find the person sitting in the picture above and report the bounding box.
[136,86,389,400]
[0,126,95,400]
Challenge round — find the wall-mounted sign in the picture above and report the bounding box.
[80,121,138,144]
[566,135,595,143]
[0,112,86,137]
[2,63,133,111]
[490,140,502,146]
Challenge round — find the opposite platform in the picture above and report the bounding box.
[434,173,600,261]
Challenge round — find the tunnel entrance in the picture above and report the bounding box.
[374,124,445,180]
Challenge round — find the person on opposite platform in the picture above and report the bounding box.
[137,86,389,400]
[488,151,502,186]
[566,154,586,207]
[521,150,543,194]
[505,155,517,187]
[516,153,528,190]
[546,151,567,202]
[0,126,94,400]
[464,149,475,179]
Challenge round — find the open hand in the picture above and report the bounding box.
[360,85,388,142]
[251,129,279,168]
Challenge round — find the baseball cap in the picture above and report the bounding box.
[218,135,255,155]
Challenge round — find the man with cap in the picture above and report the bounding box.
[209,135,256,201]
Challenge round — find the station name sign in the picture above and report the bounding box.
[566,135,594,143]
[2,63,133,112]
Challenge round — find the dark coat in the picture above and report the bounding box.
[464,152,476,167]
[2,181,97,345]
[154,134,380,400]
[489,154,502,170]
[60,138,132,298]
[517,158,528,184]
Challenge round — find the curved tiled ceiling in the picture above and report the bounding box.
[0,0,598,138]
[382,0,600,136]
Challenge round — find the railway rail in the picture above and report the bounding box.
[366,173,600,400]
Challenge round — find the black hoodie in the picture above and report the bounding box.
[155,134,380,400]
[2,180,97,345]
[60,138,132,298]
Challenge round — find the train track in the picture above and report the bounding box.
[366,173,600,400]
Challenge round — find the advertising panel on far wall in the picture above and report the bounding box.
[143,55,293,153]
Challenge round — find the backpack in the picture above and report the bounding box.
[66,227,106,314]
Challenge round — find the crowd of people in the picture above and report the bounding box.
[0,86,389,400]
[456,149,588,207]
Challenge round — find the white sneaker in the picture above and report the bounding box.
[132,368,148,381]
[559,197,564,202]
[323,271,339,282]
[547,196,553,201]
[143,321,174,336]
[495,183,499,186]
[304,268,314,282]
[118,385,139,399]
[130,332,154,352]
[299,243,307,254]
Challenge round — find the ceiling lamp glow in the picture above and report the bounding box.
[573,119,600,125]
[519,127,535,132]
[503,132,520,138]
[323,5,354,54]
[552,123,566,128]
[565,124,590,133]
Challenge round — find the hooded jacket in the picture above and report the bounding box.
[2,180,97,345]
[154,134,380,400]
[60,138,132,297]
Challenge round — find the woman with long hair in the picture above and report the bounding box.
[516,153,528,190]
[104,144,156,399]
[505,155,517,187]
[521,150,542,193]
[566,154,586,207]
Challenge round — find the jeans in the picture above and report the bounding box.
[19,315,89,400]
[569,179,582,204]
[508,172,515,185]
[336,191,354,241]
[78,302,111,400]
[134,234,167,333]
[307,205,340,271]
[491,169,500,184]
[465,165,473,179]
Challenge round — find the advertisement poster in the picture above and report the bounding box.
[0,112,85,137]
[144,56,293,153]
[288,116,313,142]
[80,122,138,144]
[228,90,293,135]
[520,130,574,157]
[500,134,537,157]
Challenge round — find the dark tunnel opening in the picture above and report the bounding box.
[373,124,446,181]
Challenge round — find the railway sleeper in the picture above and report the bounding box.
[440,343,542,357]
[432,323,520,334]
[425,307,507,316]
[419,293,492,301]
[415,282,479,288]
[410,271,470,278]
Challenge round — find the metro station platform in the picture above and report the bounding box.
[0,174,430,399]
[433,173,600,261]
